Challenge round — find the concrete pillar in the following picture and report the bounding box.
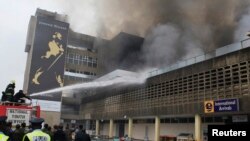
[154,116,160,141]
[109,119,114,138]
[96,120,100,136]
[195,114,201,141]
[128,118,133,138]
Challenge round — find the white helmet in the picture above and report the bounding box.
[10,80,15,84]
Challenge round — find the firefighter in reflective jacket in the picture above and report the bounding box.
[22,117,51,141]
[0,116,9,141]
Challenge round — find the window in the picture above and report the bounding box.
[66,53,98,68]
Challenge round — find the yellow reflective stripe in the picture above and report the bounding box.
[5,93,12,95]
[22,134,27,141]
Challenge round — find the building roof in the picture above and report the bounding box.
[95,69,139,81]
[35,8,67,22]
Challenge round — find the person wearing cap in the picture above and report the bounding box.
[22,117,51,141]
[0,116,9,141]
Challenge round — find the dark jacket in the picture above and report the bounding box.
[54,129,67,141]
[20,127,28,140]
[14,90,30,103]
[2,84,15,102]
[4,127,13,140]
[75,130,91,141]
[64,128,72,141]
[12,128,23,141]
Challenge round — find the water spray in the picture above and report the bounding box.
[30,70,150,97]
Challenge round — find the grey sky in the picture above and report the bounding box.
[0,0,63,93]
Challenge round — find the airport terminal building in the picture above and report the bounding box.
[24,9,250,141]
[78,39,250,141]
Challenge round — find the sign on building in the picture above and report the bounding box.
[204,98,239,113]
[6,108,31,126]
[28,16,69,101]
[204,100,214,113]
[214,98,239,112]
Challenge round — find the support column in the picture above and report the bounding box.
[195,114,201,141]
[128,118,133,138]
[154,116,160,141]
[96,120,100,136]
[109,119,114,138]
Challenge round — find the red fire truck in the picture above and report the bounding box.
[0,102,40,126]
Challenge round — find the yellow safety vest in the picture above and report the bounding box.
[22,130,51,141]
[0,132,9,141]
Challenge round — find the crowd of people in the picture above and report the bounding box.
[1,81,31,104]
[0,116,91,141]
[0,81,91,141]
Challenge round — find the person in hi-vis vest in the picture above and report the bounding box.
[0,116,9,141]
[22,117,51,141]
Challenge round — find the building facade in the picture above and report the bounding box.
[61,30,99,124]
[79,39,250,141]
[24,9,99,126]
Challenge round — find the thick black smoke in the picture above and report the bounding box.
[63,0,250,69]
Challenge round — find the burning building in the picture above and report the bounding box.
[78,38,250,141]
[23,3,250,140]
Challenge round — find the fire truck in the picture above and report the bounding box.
[0,102,40,126]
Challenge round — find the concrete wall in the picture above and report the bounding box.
[40,111,60,126]
[100,123,117,137]
[161,123,194,137]
[132,124,155,140]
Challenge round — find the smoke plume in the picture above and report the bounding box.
[234,7,250,41]
[59,0,250,69]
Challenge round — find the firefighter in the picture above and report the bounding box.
[22,117,51,141]
[14,90,31,103]
[0,116,9,141]
[1,80,15,102]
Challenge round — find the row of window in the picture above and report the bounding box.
[103,61,250,105]
[65,53,98,68]
[65,68,97,76]
[64,75,90,82]
[61,105,80,115]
